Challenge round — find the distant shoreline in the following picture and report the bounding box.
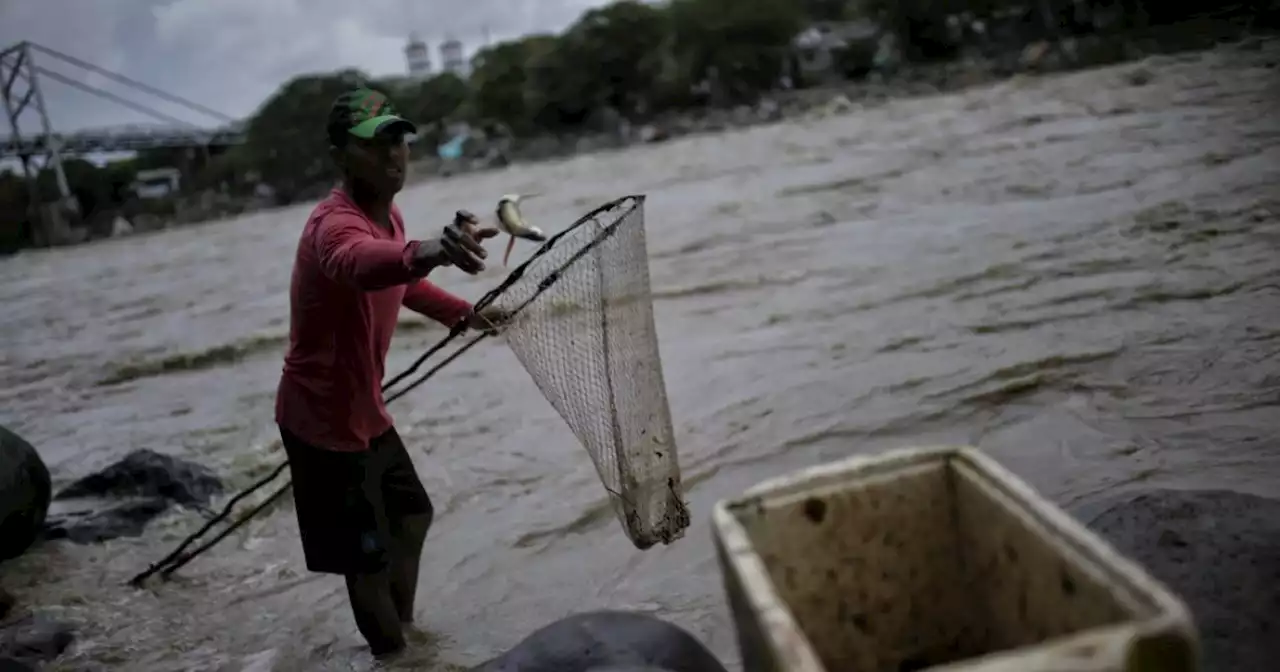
[9,15,1269,255]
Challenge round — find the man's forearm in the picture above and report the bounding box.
[402,279,472,326]
[325,239,433,291]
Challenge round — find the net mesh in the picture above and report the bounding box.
[490,195,689,549]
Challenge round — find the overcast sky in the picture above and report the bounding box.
[0,0,612,135]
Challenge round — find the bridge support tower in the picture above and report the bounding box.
[1,41,76,246]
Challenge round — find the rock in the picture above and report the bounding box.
[109,216,133,237]
[1075,489,1280,672]
[43,497,172,544]
[44,449,222,544]
[0,588,13,620]
[637,125,663,144]
[1124,65,1155,87]
[0,425,51,562]
[756,98,782,123]
[0,615,74,667]
[55,448,222,505]
[1019,41,1053,71]
[0,657,35,672]
[473,610,728,672]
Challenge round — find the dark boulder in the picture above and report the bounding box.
[1075,488,1280,672]
[0,658,35,672]
[43,497,173,544]
[55,448,222,505]
[44,449,223,544]
[474,610,728,672]
[0,425,51,562]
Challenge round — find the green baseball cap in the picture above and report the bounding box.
[327,87,418,145]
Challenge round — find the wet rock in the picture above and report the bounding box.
[754,98,783,124]
[1019,41,1053,71]
[473,610,727,672]
[56,448,222,505]
[43,497,172,544]
[0,588,13,620]
[44,449,222,544]
[1075,489,1280,672]
[109,216,133,238]
[0,658,35,672]
[0,425,51,562]
[637,125,667,144]
[0,615,74,667]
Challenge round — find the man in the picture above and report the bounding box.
[276,87,504,658]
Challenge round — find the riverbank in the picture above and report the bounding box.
[409,13,1271,181]
[15,13,1268,249]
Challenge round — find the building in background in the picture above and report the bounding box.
[405,33,431,78]
[130,167,182,200]
[440,38,467,78]
[791,20,884,85]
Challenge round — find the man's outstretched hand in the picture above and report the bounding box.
[412,210,500,274]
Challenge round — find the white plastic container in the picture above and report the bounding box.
[711,446,1198,672]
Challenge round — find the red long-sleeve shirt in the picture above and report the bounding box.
[276,189,473,452]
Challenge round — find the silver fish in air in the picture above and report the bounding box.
[496,193,547,266]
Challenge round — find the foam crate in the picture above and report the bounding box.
[711,446,1198,672]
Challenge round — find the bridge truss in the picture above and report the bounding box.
[0,41,244,244]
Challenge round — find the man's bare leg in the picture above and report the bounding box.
[344,572,406,658]
[388,512,431,624]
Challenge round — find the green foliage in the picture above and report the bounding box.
[403,72,470,142]
[469,35,559,134]
[0,155,141,252]
[559,1,672,117]
[242,68,369,202]
[669,0,808,102]
[0,169,31,254]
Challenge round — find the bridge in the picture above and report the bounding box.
[0,41,245,160]
[0,122,245,158]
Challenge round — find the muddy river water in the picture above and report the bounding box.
[1,39,1277,672]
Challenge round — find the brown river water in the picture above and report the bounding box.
[1,39,1278,672]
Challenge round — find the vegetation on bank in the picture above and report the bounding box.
[0,0,1272,254]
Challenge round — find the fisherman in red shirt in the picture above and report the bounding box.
[276,87,504,658]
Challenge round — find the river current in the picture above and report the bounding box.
[1,39,1277,671]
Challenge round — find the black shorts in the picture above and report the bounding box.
[279,425,434,575]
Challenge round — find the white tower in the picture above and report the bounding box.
[440,38,466,77]
[405,33,431,78]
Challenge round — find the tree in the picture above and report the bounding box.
[523,38,596,132]
[242,69,368,203]
[559,1,672,118]
[469,35,558,135]
[0,169,32,254]
[803,0,854,21]
[397,72,470,145]
[667,0,807,104]
[409,73,469,124]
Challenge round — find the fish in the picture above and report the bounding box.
[496,193,547,266]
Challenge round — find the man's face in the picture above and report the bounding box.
[337,130,409,195]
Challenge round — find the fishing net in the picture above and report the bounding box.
[486,195,689,549]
